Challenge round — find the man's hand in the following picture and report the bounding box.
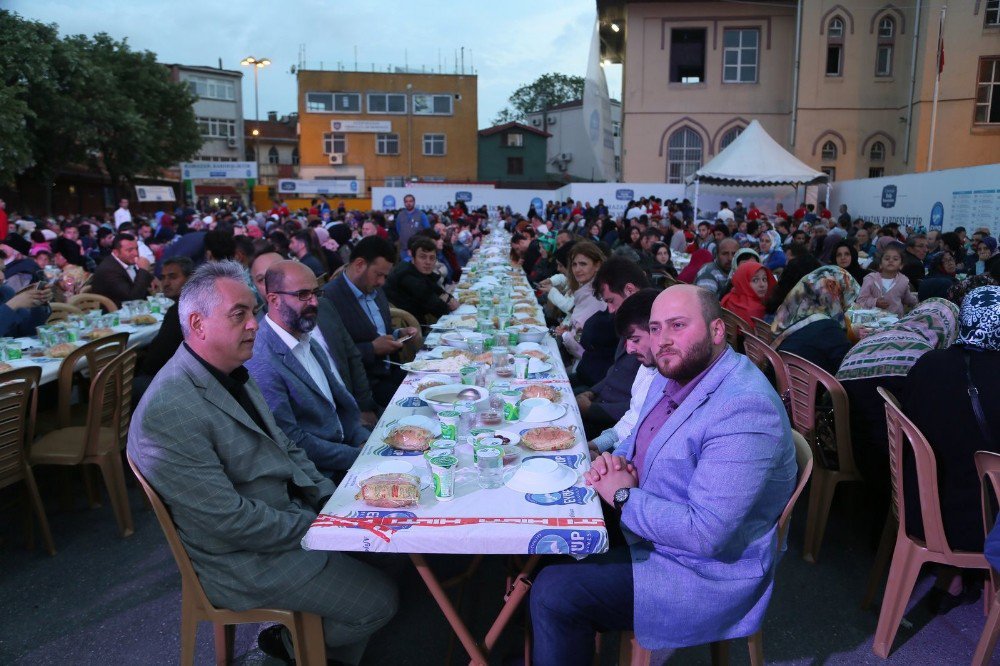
[136,257,151,272]
[576,391,594,414]
[587,440,601,461]
[398,327,418,340]
[8,284,51,309]
[447,298,459,311]
[584,453,638,505]
[372,334,404,356]
[360,411,378,428]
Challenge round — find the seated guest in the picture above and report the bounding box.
[831,239,868,285]
[383,236,458,324]
[771,266,859,374]
[721,260,775,327]
[758,230,786,272]
[530,285,796,665]
[323,236,416,408]
[3,233,42,292]
[694,237,738,295]
[856,243,916,316]
[765,246,821,315]
[588,288,660,456]
[677,248,713,284]
[903,286,1000,606]
[0,275,51,337]
[129,261,397,664]
[900,233,929,290]
[289,229,327,278]
[90,233,154,307]
[557,241,606,365]
[246,260,369,477]
[918,251,959,302]
[133,256,193,402]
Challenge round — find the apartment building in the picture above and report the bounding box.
[167,64,245,162]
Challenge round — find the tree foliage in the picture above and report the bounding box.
[492,73,585,125]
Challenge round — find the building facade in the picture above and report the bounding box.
[523,99,623,181]
[598,0,1000,183]
[245,111,300,188]
[167,64,245,163]
[477,122,551,185]
[296,70,478,195]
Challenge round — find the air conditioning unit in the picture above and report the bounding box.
[329,153,345,165]
[559,152,573,162]
[226,138,238,147]
[531,118,541,126]
[547,117,557,125]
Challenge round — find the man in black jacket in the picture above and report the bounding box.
[383,236,458,324]
[132,256,193,404]
[90,233,154,307]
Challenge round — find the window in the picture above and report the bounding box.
[869,140,886,161]
[986,0,999,27]
[367,93,407,114]
[267,147,279,165]
[376,133,400,155]
[976,57,1000,124]
[323,133,347,154]
[186,76,236,101]
[670,28,707,83]
[614,155,621,173]
[306,92,360,113]
[821,140,838,161]
[612,121,621,138]
[826,17,844,76]
[869,167,885,178]
[291,147,299,166]
[876,17,894,76]
[423,133,446,155]
[412,94,453,115]
[722,29,759,83]
[384,177,405,187]
[507,157,524,175]
[719,126,744,151]
[821,166,836,181]
[666,128,702,183]
[246,147,255,161]
[196,117,236,138]
[506,132,524,147]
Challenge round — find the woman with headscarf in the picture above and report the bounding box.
[902,286,1000,607]
[973,237,998,276]
[758,230,786,272]
[677,248,713,284]
[721,260,775,327]
[831,239,868,285]
[836,299,959,487]
[917,251,959,302]
[765,251,821,314]
[771,265,860,374]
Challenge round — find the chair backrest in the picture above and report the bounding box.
[721,308,750,351]
[752,317,774,344]
[779,350,856,474]
[743,332,790,398]
[878,386,952,555]
[68,293,118,313]
[84,348,137,458]
[389,307,423,363]
[47,302,84,324]
[975,451,1000,597]
[127,454,218,611]
[0,367,41,491]
[55,332,129,428]
[777,431,814,551]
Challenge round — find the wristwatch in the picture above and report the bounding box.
[613,487,631,511]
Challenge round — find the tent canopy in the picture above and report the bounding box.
[686,120,828,187]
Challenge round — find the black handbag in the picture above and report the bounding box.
[965,351,996,445]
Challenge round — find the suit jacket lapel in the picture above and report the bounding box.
[261,323,333,406]
[179,349,272,440]
[335,274,377,339]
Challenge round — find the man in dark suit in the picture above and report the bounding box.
[322,236,416,408]
[90,232,154,307]
[383,235,458,324]
[247,260,369,477]
[133,256,193,404]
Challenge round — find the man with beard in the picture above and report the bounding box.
[529,285,795,665]
[246,260,369,478]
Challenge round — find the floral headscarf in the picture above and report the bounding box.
[836,298,960,381]
[771,265,860,347]
[957,286,1000,352]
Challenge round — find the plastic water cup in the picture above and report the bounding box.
[429,455,458,501]
[475,446,504,489]
[4,338,22,361]
[438,411,460,441]
[501,390,521,421]
[513,355,530,379]
[460,365,478,386]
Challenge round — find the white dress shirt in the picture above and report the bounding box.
[265,315,334,404]
[308,326,347,390]
[114,207,132,229]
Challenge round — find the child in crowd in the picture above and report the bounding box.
[856,244,917,315]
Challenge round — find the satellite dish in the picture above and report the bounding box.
[290,65,297,74]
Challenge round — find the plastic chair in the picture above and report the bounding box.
[50,333,130,430]
[127,455,327,666]
[47,302,84,324]
[69,292,118,313]
[742,332,789,400]
[0,366,55,555]
[778,351,860,564]
[752,317,774,344]
[869,387,988,658]
[974,451,1000,666]
[721,308,750,352]
[389,307,423,363]
[615,431,813,666]
[29,349,138,537]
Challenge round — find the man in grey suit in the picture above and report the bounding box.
[246,260,369,477]
[128,260,397,665]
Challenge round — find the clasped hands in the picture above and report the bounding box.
[584,452,638,507]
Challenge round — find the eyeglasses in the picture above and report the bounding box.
[271,288,323,302]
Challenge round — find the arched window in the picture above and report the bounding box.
[719,126,744,151]
[821,140,838,161]
[876,17,894,76]
[268,147,279,165]
[245,147,255,161]
[667,128,702,183]
[826,17,844,76]
[291,147,300,166]
[869,140,885,161]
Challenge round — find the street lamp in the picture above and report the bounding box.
[242,57,270,209]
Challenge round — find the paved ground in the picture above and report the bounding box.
[1,466,993,665]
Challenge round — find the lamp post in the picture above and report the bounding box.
[241,56,270,209]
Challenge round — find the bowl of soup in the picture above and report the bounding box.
[418,383,489,414]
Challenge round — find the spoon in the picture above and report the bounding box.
[456,388,482,401]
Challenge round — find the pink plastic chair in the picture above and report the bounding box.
[742,332,789,401]
[869,387,989,658]
[752,317,774,344]
[778,351,859,564]
[721,308,751,352]
[974,451,1000,666]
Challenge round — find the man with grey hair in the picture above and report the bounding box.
[901,233,929,289]
[128,260,397,665]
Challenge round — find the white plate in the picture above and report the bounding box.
[400,359,465,374]
[527,359,552,374]
[519,400,568,423]
[453,304,477,315]
[355,463,432,490]
[441,331,488,349]
[504,458,578,494]
[515,342,546,354]
[383,415,441,438]
[471,429,522,447]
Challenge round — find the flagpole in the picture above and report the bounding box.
[926,5,946,172]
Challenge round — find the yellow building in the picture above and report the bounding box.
[598,0,1000,183]
[297,70,478,195]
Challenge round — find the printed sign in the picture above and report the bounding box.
[881,185,897,209]
[347,510,417,531]
[135,186,176,202]
[529,529,609,555]
[180,161,257,180]
[382,195,397,210]
[278,179,359,195]
[615,188,634,201]
[929,201,944,232]
[455,191,473,203]
[530,197,544,212]
[525,487,596,506]
[331,120,392,133]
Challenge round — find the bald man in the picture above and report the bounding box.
[530,285,796,665]
[695,237,739,295]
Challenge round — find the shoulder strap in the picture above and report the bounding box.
[965,350,995,445]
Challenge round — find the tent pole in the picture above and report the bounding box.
[693,180,700,224]
[825,183,830,211]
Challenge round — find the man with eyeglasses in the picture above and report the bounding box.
[246,260,369,478]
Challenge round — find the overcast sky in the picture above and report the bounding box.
[9,0,623,127]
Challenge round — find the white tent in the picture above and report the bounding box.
[685,119,828,220]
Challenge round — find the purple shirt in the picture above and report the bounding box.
[631,351,725,480]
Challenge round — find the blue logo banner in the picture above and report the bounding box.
[525,486,596,506]
[615,189,634,201]
[529,529,608,555]
[382,195,397,210]
[929,201,944,232]
[881,185,897,209]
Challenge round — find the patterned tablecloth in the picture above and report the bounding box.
[302,244,609,557]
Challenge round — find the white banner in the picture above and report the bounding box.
[180,161,257,180]
[582,19,615,181]
[278,179,361,196]
[134,185,176,202]
[330,120,392,133]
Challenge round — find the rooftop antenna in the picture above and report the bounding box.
[354,46,358,70]
[438,48,442,74]
[460,46,464,75]
[405,49,408,71]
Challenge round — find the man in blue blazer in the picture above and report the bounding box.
[246,260,369,478]
[530,285,796,665]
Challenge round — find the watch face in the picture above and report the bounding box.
[614,488,629,505]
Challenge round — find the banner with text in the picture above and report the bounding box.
[330,120,392,133]
[278,179,360,195]
[180,161,257,180]
[135,185,176,202]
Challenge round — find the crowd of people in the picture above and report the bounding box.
[3,188,999,663]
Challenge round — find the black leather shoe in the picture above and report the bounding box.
[257,625,294,664]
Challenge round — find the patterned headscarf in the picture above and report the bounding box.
[836,298,960,381]
[957,285,1000,352]
[771,265,860,347]
[948,273,999,306]
[728,247,762,278]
